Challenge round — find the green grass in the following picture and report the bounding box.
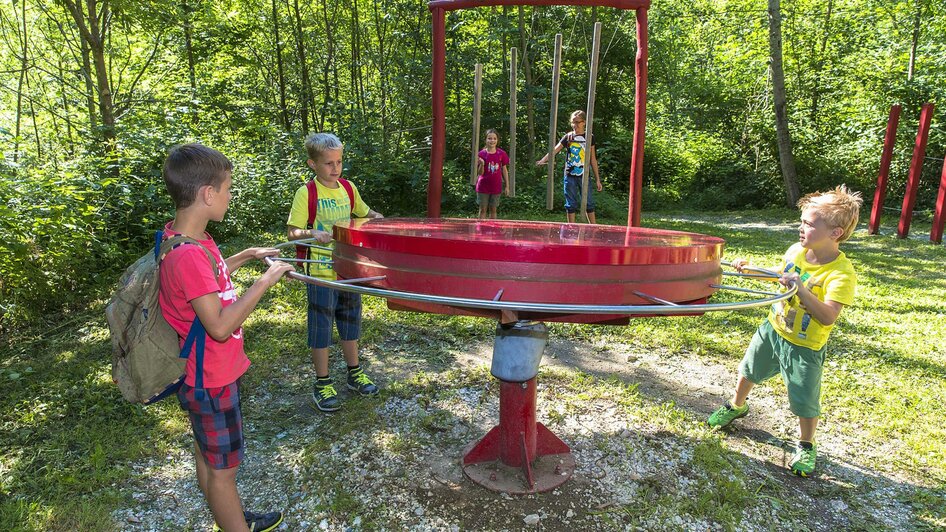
[1,209,945,529]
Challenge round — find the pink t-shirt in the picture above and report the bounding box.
[158,222,250,388]
[476,148,509,195]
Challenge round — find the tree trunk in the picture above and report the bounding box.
[57,56,76,156]
[14,0,26,162]
[809,0,832,125]
[351,1,365,118]
[292,0,312,134]
[272,0,290,131]
[767,0,800,206]
[62,0,116,151]
[517,6,536,162]
[80,38,98,132]
[183,1,198,122]
[319,0,335,129]
[502,5,509,122]
[371,0,390,152]
[907,0,923,81]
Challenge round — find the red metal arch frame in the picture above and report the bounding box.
[426,0,650,227]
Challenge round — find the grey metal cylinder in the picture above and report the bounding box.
[490,321,548,382]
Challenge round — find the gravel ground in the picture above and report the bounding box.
[112,334,925,531]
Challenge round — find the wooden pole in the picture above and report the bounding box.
[931,152,946,244]
[470,63,483,185]
[628,7,648,227]
[428,7,446,218]
[580,22,602,220]
[509,47,518,197]
[869,104,901,235]
[546,34,562,211]
[898,103,935,239]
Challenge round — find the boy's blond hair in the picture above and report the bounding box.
[570,110,586,123]
[797,185,863,243]
[305,132,343,161]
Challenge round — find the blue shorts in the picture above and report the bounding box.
[177,380,244,469]
[307,284,362,349]
[563,174,595,213]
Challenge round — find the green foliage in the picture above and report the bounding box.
[2,0,946,331]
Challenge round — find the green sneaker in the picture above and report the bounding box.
[347,367,379,396]
[312,381,341,412]
[707,401,749,429]
[790,442,817,477]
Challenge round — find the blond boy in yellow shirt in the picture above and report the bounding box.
[709,185,862,477]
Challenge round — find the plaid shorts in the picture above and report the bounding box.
[177,380,244,469]
[307,284,362,349]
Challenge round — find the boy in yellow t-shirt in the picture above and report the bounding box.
[287,133,383,412]
[708,185,863,477]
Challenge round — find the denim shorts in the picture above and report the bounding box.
[563,174,595,213]
[307,284,362,348]
[177,380,243,469]
[739,321,826,418]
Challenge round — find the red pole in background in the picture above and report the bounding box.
[428,7,446,218]
[869,105,901,235]
[627,7,648,228]
[931,154,946,244]
[898,103,934,239]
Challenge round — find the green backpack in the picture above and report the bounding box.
[106,231,218,404]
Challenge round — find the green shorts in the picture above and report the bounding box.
[739,320,826,418]
[477,192,501,208]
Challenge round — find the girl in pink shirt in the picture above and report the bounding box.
[475,129,510,219]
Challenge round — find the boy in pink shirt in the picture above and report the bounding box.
[158,143,293,531]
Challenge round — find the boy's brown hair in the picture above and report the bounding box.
[163,143,233,209]
[797,185,863,243]
[570,110,586,123]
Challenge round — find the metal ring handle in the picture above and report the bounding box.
[265,247,796,316]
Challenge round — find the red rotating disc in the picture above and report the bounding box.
[333,218,725,324]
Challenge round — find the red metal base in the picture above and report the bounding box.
[462,379,575,494]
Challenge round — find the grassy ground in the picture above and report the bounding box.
[1,208,944,530]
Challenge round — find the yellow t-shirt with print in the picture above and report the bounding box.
[287,178,370,280]
[767,243,856,350]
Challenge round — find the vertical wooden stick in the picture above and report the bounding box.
[509,47,518,197]
[470,63,483,185]
[581,22,602,220]
[547,34,562,211]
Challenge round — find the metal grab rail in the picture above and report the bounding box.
[264,246,796,316]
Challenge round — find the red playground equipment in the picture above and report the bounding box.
[426,0,652,228]
[267,0,797,495]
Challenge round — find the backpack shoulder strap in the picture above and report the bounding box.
[154,230,217,400]
[158,232,220,279]
[339,178,355,217]
[305,178,319,229]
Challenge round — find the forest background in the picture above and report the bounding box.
[0,0,944,335]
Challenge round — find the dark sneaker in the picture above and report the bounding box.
[790,442,817,477]
[312,381,341,412]
[707,401,748,429]
[347,367,379,396]
[212,510,283,532]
